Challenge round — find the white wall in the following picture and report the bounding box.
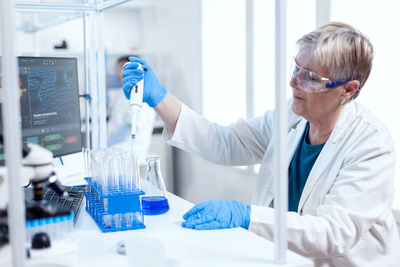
[329,0,400,210]
[202,0,246,125]
[150,0,249,202]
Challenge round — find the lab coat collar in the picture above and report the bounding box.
[293,100,358,145]
[254,100,359,207]
[329,100,358,144]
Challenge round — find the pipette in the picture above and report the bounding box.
[123,62,146,154]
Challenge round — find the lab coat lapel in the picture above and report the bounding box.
[297,139,335,212]
[252,116,305,206]
[297,101,358,212]
[287,119,307,166]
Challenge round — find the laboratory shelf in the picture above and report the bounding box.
[17,13,82,33]
[14,0,131,12]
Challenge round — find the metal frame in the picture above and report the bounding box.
[246,0,289,263]
[14,0,131,12]
[1,1,131,265]
[1,0,26,266]
[274,0,288,263]
[245,0,256,175]
[246,0,254,121]
[85,4,99,150]
[95,9,107,148]
[82,0,107,150]
[83,9,92,150]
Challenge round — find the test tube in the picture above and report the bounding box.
[103,214,113,229]
[122,153,138,191]
[106,156,114,191]
[44,218,53,241]
[90,149,101,189]
[112,155,120,190]
[120,153,128,191]
[124,213,134,228]
[133,154,140,191]
[117,152,124,189]
[31,220,39,241]
[110,147,121,190]
[114,213,122,229]
[83,148,91,178]
[99,157,109,195]
[67,213,74,240]
[25,221,32,245]
[54,216,62,240]
[101,198,109,213]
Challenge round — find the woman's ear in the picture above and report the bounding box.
[345,80,360,98]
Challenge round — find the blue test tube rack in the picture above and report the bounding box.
[84,177,145,232]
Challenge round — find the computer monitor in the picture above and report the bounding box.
[0,57,82,165]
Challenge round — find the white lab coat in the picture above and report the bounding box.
[164,99,400,266]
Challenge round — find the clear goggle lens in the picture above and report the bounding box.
[291,62,350,92]
[291,63,329,92]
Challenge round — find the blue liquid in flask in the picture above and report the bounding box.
[142,196,169,215]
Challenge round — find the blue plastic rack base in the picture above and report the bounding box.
[84,177,145,232]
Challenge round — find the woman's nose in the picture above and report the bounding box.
[289,75,298,89]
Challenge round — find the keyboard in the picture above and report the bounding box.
[25,185,86,224]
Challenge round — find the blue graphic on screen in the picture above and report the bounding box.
[0,57,82,164]
[27,68,79,127]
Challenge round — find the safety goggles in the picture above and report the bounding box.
[291,62,349,92]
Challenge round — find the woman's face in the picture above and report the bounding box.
[290,51,346,123]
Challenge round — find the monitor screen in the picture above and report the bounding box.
[0,57,82,164]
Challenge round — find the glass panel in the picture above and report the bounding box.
[16,0,85,4]
[15,11,84,77]
[16,12,83,37]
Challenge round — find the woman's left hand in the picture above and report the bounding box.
[182,200,251,230]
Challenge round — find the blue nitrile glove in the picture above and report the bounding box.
[181,200,251,230]
[122,56,167,107]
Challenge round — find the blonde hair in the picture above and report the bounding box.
[297,22,373,99]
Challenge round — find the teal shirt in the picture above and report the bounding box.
[288,123,324,212]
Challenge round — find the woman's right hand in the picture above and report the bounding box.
[122,56,167,107]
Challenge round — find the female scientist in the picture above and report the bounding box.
[122,22,400,266]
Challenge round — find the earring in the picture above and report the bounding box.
[340,97,346,105]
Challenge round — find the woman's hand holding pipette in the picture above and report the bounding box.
[122,57,167,107]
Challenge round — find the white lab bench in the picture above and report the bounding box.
[58,153,313,267]
[0,154,314,266]
[0,187,313,267]
[72,192,312,267]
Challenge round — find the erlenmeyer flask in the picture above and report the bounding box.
[141,156,169,215]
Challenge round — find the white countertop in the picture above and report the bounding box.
[40,152,313,266]
[73,192,312,267]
